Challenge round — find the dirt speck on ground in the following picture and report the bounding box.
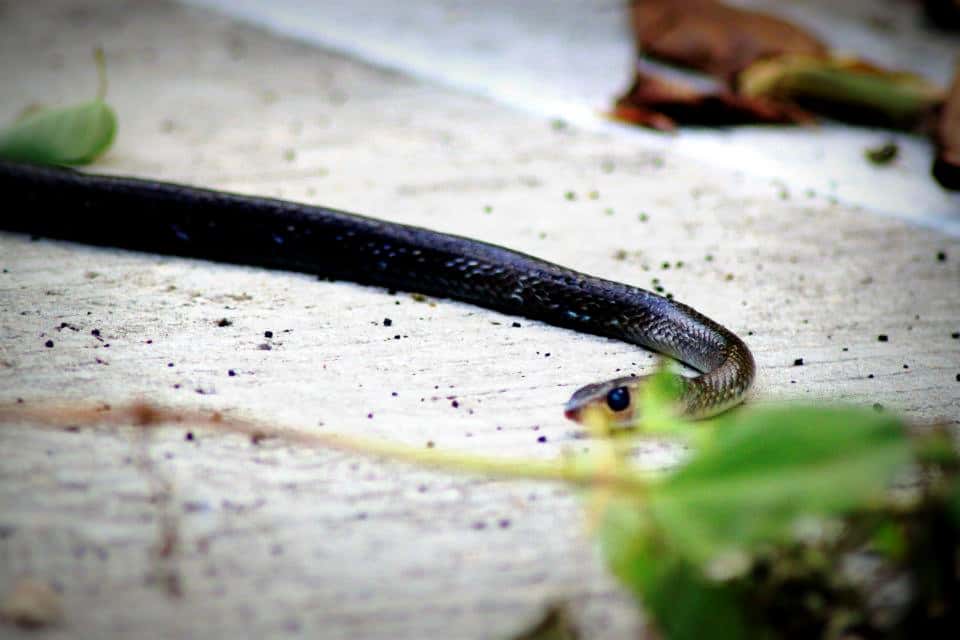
[0,577,63,629]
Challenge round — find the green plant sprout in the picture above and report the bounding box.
[0,48,117,165]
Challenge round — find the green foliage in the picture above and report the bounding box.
[596,398,914,640]
[739,54,944,129]
[0,48,116,165]
[599,496,765,640]
[0,101,116,165]
[631,364,687,435]
[649,407,909,566]
[950,483,960,529]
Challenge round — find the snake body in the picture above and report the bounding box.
[0,160,755,421]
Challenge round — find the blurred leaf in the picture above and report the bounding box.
[612,67,814,132]
[630,0,827,80]
[631,362,688,435]
[934,59,960,190]
[0,100,117,165]
[948,479,960,529]
[739,55,943,128]
[872,520,907,560]
[646,406,910,566]
[0,47,116,165]
[598,496,763,640]
[597,406,911,639]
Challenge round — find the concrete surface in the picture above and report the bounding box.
[0,1,958,638]
[184,0,960,232]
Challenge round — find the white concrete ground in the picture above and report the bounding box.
[0,1,958,638]
[185,0,960,231]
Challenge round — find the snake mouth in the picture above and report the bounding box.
[564,392,590,422]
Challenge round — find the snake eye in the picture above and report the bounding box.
[605,386,630,412]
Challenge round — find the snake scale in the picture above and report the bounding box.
[0,160,755,422]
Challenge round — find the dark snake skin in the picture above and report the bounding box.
[0,160,755,417]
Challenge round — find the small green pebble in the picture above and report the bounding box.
[865,142,898,165]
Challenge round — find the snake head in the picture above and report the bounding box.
[563,375,643,426]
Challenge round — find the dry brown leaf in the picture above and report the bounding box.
[934,61,960,189]
[631,0,828,82]
[612,68,813,130]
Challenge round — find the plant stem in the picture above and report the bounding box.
[311,432,654,491]
[0,401,655,492]
[94,47,108,100]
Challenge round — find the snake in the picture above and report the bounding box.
[0,160,755,423]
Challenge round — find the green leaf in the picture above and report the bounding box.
[0,99,117,165]
[948,479,960,529]
[871,520,907,560]
[738,54,944,128]
[597,406,910,639]
[598,497,765,640]
[0,47,116,165]
[631,361,688,435]
[646,406,910,567]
